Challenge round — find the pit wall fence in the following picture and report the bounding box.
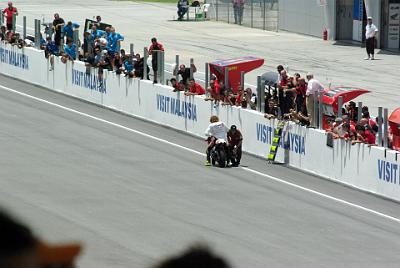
[1,42,400,202]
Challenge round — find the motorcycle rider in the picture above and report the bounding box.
[204,115,229,166]
[227,125,243,167]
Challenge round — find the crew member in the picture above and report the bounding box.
[365,17,378,60]
[227,125,243,166]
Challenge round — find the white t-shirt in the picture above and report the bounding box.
[365,23,378,39]
[306,79,324,96]
[205,121,228,140]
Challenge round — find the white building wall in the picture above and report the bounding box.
[279,0,336,39]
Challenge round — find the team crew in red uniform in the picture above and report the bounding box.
[2,1,18,31]
[148,37,164,84]
[227,125,243,166]
[185,78,205,96]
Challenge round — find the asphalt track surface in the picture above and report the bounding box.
[1,74,400,267]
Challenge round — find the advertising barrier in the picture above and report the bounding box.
[1,42,400,202]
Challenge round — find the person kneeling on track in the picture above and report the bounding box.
[227,125,243,167]
[204,115,229,166]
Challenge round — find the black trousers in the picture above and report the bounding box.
[366,37,375,55]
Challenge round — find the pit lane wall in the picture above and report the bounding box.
[2,43,400,202]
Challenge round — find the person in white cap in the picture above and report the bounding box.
[365,16,378,60]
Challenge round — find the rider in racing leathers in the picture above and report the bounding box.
[204,115,229,166]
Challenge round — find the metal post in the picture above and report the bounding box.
[0,12,3,25]
[159,51,165,85]
[130,43,134,56]
[263,0,266,30]
[143,47,148,80]
[227,1,230,24]
[224,67,229,90]
[250,0,253,28]
[73,29,79,58]
[12,13,16,33]
[216,0,219,21]
[240,71,245,89]
[318,92,323,129]
[175,55,179,80]
[190,58,194,80]
[156,50,161,83]
[260,81,266,113]
[162,51,165,85]
[257,76,262,112]
[378,107,383,146]
[383,108,389,148]
[34,19,40,49]
[337,96,343,118]
[205,62,209,91]
[313,94,318,127]
[23,16,27,40]
[357,102,362,122]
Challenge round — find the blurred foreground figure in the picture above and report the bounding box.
[0,210,81,268]
[153,245,232,268]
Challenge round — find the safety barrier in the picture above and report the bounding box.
[1,42,400,202]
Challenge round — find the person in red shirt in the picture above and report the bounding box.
[169,78,184,92]
[352,124,376,145]
[148,37,164,84]
[235,86,244,106]
[2,1,18,31]
[205,80,220,101]
[185,78,205,96]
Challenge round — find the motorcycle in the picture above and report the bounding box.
[210,139,228,168]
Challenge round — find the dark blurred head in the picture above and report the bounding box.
[151,37,157,44]
[0,211,39,268]
[276,65,284,74]
[96,15,101,22]
[54,13,59,20]
[153,245,231,268]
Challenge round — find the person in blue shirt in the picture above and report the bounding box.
[90,25,105,42]
[63,21,79,43]
[123,56,134,77]
[44,36,60,71]
[107,27,124,55]
[62,39,77,63]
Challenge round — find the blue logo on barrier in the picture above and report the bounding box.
[377,159,399,184]
[256,123,305,155]
[156,94,197,121]
[0,47,29,70]
[71,69,107,93]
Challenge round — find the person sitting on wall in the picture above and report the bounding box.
[61,39,77,63]
[185,78,205,96]
[44,36,60,71]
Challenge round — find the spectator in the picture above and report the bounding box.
[44,36,60,71]
[305,73,324,127]
[264,99,279,119]
[365,17,378,60]
[170,78,184,91]
[148,37,164,83]
[232,0,244,24]
[235,86,244,106]
[107,27,124,59]
[114,52,123,74]
[0,210,82,268]
[123,56,135,77]
[61,39,77,63]
[177,0,189,20]
[96,15,102,24]
[205,80,220,101]
[0,25,6,40]
[152,245,231,268]
[346,101,358,122]
[185,78,205,96]
[352,124,376,145]
[63,21,79,43]
[134,53,150,80]
[295,77,307,114]
[174,63,197,87]
[221,88,234,106]
[120,49,128,63]
[83,31,94,57]
[2,1,18,31]
[52,13,65,48]
[90,25,105,42]
[239,88,256,110]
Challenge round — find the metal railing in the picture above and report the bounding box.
[207,0,279,31]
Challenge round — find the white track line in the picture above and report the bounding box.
[1,83,400,224]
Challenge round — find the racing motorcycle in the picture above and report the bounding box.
[211,139,229,168]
